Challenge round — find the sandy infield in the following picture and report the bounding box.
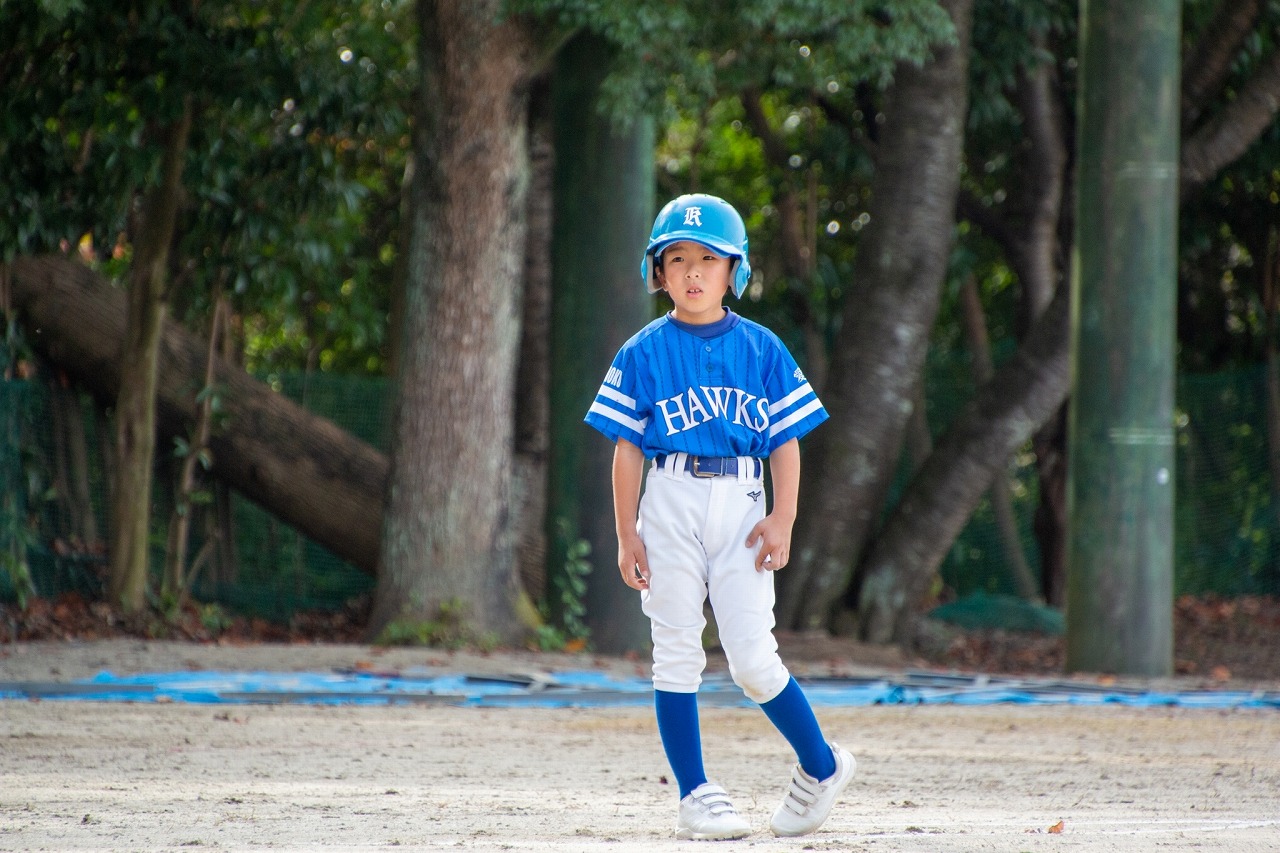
[2,639,1278,852]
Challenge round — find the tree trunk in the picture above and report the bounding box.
[7,255,388,575]
[369,0,533,643]
[513,77,553,603]
[47,371,99,549]
[859,286,1071,643]
[548,32,655,654]
[997,35,1072,606]
[1263,227,1280,584]
[779,0,974,631]
[110,101,192,613]
[1033,406,1069,606]
[740,87,829,391]
[959,276,1038,600]
[1180,0,1260,131]
[957,31,1072,609]
[163,295,224,605]
[1180,43,1280,200]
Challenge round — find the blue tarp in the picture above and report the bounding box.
[2,669,1278,709]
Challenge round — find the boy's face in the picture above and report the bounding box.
[655,240,732,325]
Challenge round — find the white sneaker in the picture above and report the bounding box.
[769,742,856,837]
[676,782,752,841]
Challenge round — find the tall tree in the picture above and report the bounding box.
[1,0,411,610]
[513,78,556,610]
[111,100,194,612]
[369,0,535,642]
[778,0,975,632]
[958,2,1074,605]
[843,0,1280,644]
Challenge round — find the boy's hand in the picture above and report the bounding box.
[618,530,650,591]
[747,512,794,572]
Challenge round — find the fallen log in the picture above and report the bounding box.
[7,255,386,575]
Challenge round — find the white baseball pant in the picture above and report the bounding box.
[638,453,792,704]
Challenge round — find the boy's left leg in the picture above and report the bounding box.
[752,671,856,836]
[768,737,856,837]
[759,677,835,780]
[705,477,855,837]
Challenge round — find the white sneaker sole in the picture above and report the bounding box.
[675,826,751,841]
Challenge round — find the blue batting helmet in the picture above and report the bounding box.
[642,193,752,298]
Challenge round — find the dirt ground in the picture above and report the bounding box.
[2,638,1278,852]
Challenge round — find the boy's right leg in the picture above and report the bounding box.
[641,471,749,839]
[655,689,705,798]
[657,690,750,841]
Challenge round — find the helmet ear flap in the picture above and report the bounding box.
[731,257,752,298]
[642,252,663,293]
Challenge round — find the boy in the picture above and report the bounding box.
[584,193,855,840]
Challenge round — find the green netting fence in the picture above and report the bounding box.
[2,363,1278,622]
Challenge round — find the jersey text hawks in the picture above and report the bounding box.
[655,386,768,436]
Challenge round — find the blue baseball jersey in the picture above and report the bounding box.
[584,310,828,458]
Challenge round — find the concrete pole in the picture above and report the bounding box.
[1066,1,1181,675]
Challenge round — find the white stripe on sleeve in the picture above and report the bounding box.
[768,398,823,438]
[589,401,648,436]
[769,382,815,416]
[597,383,638,410]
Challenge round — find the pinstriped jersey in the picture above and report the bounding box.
[584,310,828,458]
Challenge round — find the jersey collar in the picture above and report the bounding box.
[665,307,739,339]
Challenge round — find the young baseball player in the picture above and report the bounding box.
[584,193,855,840]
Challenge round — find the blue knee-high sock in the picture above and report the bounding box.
[760,676,836,781]
[655,689,707,799]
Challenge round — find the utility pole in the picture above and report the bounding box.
[1066,1,1180,675]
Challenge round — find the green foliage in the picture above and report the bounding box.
[0,369,38,609]
[376,598,498,651]
[542,518,592,648]
[0,495,37,610]
[197,602,234,634]
[967,0,1074,130]
[23,0,86,16]
[513,0,954,125]
[1175,0,1280,371]
[0,0,414,376]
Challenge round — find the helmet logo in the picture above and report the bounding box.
[683,207,703,227]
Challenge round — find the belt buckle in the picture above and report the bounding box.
[691,456,723,478]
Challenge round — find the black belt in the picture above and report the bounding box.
[655,454,762,479]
